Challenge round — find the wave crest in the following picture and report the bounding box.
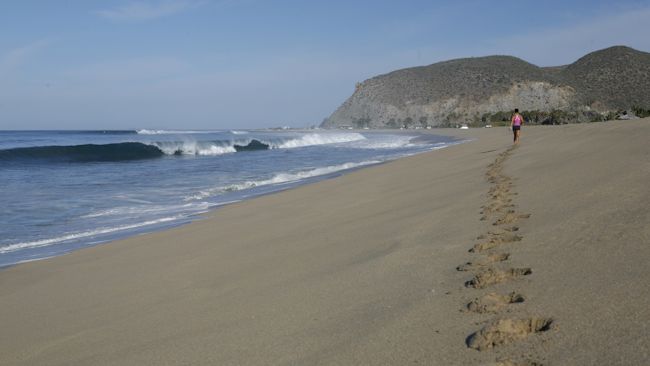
[151,141,236,155]
[0,133,372,162]
[0,142,165,162]
[136,129,222,135]
[271,133,366,149]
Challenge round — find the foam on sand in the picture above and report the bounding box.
[183,160,381,201]
[0,216,181,254]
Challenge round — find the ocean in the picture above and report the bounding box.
[0,129,461,267]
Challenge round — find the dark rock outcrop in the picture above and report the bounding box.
[234,139,269,152]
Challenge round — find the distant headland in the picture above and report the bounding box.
[321,46,650,128]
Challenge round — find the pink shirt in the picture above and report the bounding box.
[513,114,522,126]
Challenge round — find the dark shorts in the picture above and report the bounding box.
[512,125,521,131]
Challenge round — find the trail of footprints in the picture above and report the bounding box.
[458,145,553,365]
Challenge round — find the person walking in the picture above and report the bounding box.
[510,108,524,144]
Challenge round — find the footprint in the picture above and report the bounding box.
[492,179,511,187]
[493,212,531,226]
[466,317,553,351]
[490,197,512,206]
[488,228,519,236]
[465,292,524,313]
[482,201,514,215]
[493,359,544,366]
[456,253,510,272]
[469,234,522,253]
[486,252,511,262]
[490,191,510,198]
[465,267,532,289]
[469,241,497,253]
[456,262,479,272]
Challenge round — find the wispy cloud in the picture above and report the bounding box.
[65,57,187,83]
[0,39,51,78]
[95,0,203,22]
[483,6,650,66]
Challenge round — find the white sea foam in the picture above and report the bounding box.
[224,160,382,190]
[81,202,210,219]
[347,135,416,149]
[9,255,57,266]
[151,141,237,155]
[147,133,367,156]
[137,129,222,135]
[0,216,182,254]
[184,160,381,201]
[229,130,249,135]
[271,133,366,149]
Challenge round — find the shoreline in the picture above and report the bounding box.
[1,120,648,365]
[0,132,464,269]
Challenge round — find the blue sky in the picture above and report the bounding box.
[1,0,649,129]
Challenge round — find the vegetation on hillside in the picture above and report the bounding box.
[323,46,650,128]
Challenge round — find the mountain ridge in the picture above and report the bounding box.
[321,46,650,128]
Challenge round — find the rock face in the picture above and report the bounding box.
[321,46,650,128]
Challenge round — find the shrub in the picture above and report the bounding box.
[632,106,650,118]
[353,117,371,128]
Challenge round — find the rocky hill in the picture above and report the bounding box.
[321,46,650,128]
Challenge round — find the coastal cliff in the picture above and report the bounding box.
[322,46,650,128]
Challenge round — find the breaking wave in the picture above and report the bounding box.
[271,133,366,148]
[136,129,223,134]
[0,133,369,162]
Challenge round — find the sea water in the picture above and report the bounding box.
[0,129,461,267]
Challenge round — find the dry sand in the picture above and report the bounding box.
[1,119,649,365]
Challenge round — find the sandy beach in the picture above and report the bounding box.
[1,119,649,365]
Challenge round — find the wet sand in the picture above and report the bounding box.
[1,119,649,365]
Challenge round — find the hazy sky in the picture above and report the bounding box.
[1,0,649,129]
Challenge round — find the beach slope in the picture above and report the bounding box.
[1,119,649,365]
